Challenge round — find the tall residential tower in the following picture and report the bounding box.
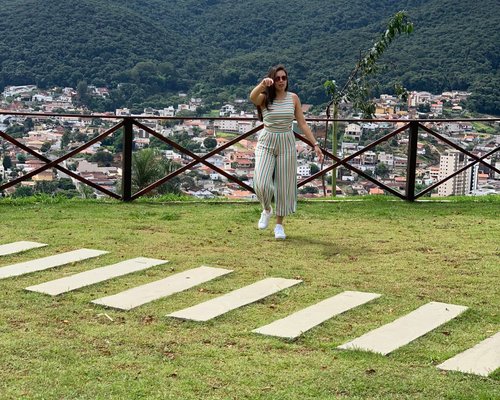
[437,150,478,196]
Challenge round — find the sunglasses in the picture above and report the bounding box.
[274,75,287,82]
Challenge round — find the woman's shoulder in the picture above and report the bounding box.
[289,92,301,105]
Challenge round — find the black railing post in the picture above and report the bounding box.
[121,117,133,201]
[405,121,419,201]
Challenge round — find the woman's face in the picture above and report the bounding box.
[273,70,288,91]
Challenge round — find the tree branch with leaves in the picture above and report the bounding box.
[321,11,414,196]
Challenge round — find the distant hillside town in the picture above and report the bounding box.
[0,84,499,199]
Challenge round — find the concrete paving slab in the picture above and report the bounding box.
[437,331,500,377]
[0,241,47,256]
[168,277,302,322]
[337,301,468,355]
[92,266,232,310]
[253,291,381,339]
[25,257,168,296]
[0,249,108,280]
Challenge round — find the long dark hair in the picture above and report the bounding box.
[257,65,289,121]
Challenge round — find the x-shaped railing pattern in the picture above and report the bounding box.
[0,121,124,199]
[0,113,498,201]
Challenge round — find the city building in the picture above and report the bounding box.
[437,150,478,196]
[344,123,362,140]
[297,164,311,177]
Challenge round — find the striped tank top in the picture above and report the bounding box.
[262,91,295,133]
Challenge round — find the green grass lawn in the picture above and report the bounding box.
[0,196,499,399]
[215,131,239,138]
[471,122,498,135]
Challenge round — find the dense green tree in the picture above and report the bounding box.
[76,81,90,106]
[23,118,34,131]
[149,136,170,150]
[2,155,12,169]
[61,129,72,149]
[203,137,217,151]
[35,181,59,194]
[375,162,390,178]
[467,75,500,115]
[12,185,33,197]
[310,163,320,175]
[5,125,25,138]
[0,0,497,114]
[58,178,76,190]
[40,141,52,153]
[90,150,114,166]
[299,186,319,194]
[418,103,431,113]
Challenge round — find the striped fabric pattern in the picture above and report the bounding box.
[262,92,295,133]
[254,98,297,217]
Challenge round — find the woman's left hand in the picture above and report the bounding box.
[315,145,324,163]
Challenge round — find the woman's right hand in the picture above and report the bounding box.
[261,78,274,87]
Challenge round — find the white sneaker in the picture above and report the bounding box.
[258,207,272,229]
[274,224,286,240]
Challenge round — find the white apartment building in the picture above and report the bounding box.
[377,152,394,167]
[345,123,362,140]
[177,103,196,113]
[341,142,358,155]
[238,121,254,134]
[116,108,131,116]
[214,119,239,132]
[437,150,477,196]
[297,164,311,177]
[2,85,37,97]
[361,151,377,165]
[220,104,236,116]
[428,166,440,182]
[163,150,182,162]
[159,107,175,117]
[32,94,53,102]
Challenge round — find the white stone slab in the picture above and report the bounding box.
[92,266,233,310]
[0,249,108,280]
[25,257,168,296]
[437,331,500,377]
[0,241,47,256]
[168,277,302,322]
[338,301,468,355]
[253,291,381,339]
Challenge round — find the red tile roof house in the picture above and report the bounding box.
[369,187,385,195]
[225,189,257,200]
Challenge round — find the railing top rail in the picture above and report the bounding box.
[0,110,498,123]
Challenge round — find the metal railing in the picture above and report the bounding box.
[0,111,498,201]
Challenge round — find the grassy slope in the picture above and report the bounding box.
[0,197,498,399]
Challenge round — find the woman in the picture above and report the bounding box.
[250,65,323,240]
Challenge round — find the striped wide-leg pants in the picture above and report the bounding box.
[253,130,297,216]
